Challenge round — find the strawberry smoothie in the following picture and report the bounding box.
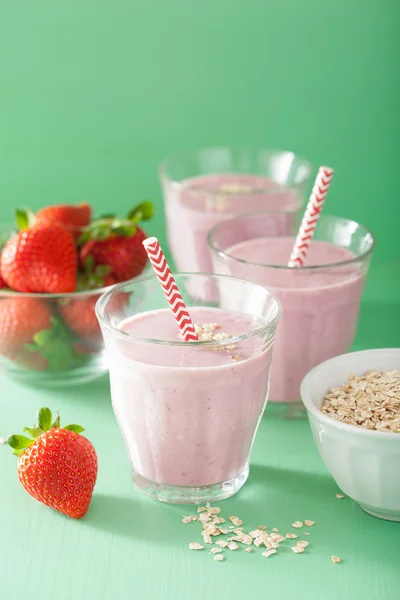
[105,305,278,500]
[210,230,373,403]
[165,173,302,273]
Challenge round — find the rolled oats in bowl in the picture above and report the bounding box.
[321,370,400,433]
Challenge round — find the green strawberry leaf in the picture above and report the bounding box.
[15,208,35,231]
[63,424,85,434]
[113,224,136,237]
[38,407,52,432]
[7,434,33,451]
[84,255,95,273]
[127,201,154,223]
[51,411,61,429]
[33,329,53,346]
[97,213,116,219]
[24,317,89,372]
[23,426,43,438]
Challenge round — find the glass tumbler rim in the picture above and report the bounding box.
[158,146,313,193]
[95,271,281,348]
[207,212,376,272]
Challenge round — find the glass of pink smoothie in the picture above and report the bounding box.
[208,213,375,408]
[160,147,312,273]
[96,273,281,503]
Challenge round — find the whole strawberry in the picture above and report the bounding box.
[35,202,92,236]
[0,297,52,370]
[0,296,88,371]
[78,201,153,283]
[59,295,102,350]
[1,217,77,293]
[8,407,98,519]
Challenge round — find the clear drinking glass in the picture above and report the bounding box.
[208,213,375,409]
[96,273,281,504]
[160,147,312,272]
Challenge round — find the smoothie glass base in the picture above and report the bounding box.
[132,465,249,504]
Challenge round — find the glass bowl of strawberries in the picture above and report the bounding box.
[0,200,153,386]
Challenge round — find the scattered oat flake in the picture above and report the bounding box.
[197,506,206,513]
[214,554,224,561]
[182,517,192,524]
[331,556,342,564]
[286,532,298,539]
[270,533,284,542]
[258,525,266,530]
[292,521,303,528]
[219,528,229,534]
[272,527,279,532]
[297,541,309,548]
[254,538,263,547]
[304,532,310,536]
[189,542,204,550]
[242,535,253,545]
[203,534,212,544]
[336,493,345,499]
[208,507,221,515]
[210,547,222,554]
[249,530,261,538]
[304,520,315,527]
[245,548,253,553]
[229,516,243,526]
[262,549,277,558]
[228,542,239,551]
[291,545,305,554]
[216,540,228,548]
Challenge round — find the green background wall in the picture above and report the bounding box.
[0,1,399,263]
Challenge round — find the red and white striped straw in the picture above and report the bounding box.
[288,166,334,267]
[142,237,199,342]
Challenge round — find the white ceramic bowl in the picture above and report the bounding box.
[301,348,400,522]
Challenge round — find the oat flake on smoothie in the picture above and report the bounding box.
[321,370,400,433]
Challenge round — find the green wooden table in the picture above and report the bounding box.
[1,265,399,600]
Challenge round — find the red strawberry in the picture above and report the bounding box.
[0,297,52,370]
[0,270,7,288]
[35,202,92,231]
[59,295,102,349]
[80,227,147,282]
[1,222,77,293]
[78,201,154,283]
[7,407,98,519]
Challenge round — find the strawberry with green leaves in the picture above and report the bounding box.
[1,210,77,293]
[0,297,88,371]
[0,297,52,370]
[78,201,153,283]
[8,407,98,519]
